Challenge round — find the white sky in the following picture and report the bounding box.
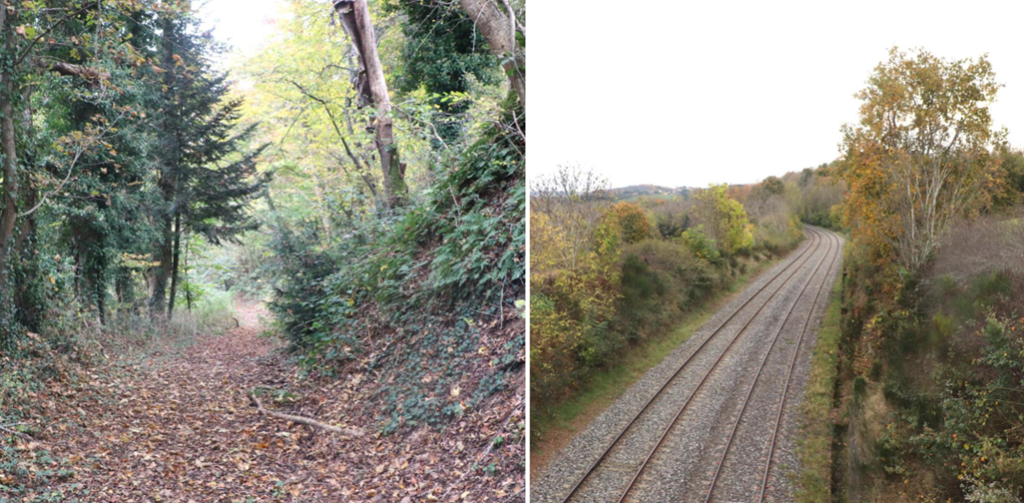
[532,0,1024,189]
[198,0,285,58]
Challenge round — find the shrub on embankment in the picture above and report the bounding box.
[529,170,804,438]
[819,48,1024,501]
[829,210,1024,501]
[266,101,525,434]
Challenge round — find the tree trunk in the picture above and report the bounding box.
[115,268,134,307]
[150,13,179,319]
[333,0,406,208]
[458,0,525,110]
[0,6,19,297]
[169,213,182,318]
[95,273,106,326]
[150,213,174,318]
[184,234,193,312]
[12,87,32,256]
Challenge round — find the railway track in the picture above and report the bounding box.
[702,228,840,502]
[543,227,842,502]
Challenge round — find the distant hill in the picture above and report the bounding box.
[607,185,693,201]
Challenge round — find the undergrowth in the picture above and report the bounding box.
[834,246,1024,500]
[267,98,525,434]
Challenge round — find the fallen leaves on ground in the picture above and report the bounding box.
[2,303,524,502]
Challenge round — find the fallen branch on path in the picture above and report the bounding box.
[0,423,38,442]
[248,393,364,437]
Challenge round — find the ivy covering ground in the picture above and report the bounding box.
[266,101,525,437]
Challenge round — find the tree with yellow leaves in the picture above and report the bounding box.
[608,201,650,245]
[692,184,754,256]
[841,47,1005,272]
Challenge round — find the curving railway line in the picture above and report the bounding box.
[532,226,844,503]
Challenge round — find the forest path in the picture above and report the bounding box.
[39,303,360,502]
[9,303,495,503]
[8,300,525,503]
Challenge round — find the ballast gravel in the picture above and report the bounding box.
[530,227,844,503]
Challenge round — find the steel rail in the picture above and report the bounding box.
[702,228,838,502]
[755,229,842,502]
[612,229,829,503]
[558,228,825,503]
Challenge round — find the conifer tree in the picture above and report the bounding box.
[148,9,268,317]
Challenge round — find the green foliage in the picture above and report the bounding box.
[914,313,1024,495]
[266,101,525,432]
[692,184,754,255]
[608,201,650,244]
[382,0,501,145]
[615,240,716,340]
[791,164,847,229]
[187,288,237,334]
[424,123,525,301]
[680,225,722,265]
[840,237,1024,499]
[1,2,268,343]
[1002,149,1024,200]
[760,176,785,195]
[944,272,1013,321]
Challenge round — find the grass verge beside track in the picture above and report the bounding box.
[795,248,844,502]
[529,253,784,477]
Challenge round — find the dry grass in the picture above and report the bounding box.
[929,207,1024,285]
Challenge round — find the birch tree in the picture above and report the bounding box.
[842,48,1004,271]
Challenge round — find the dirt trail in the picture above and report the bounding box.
[11,303,524,502]
[41,304,346,502]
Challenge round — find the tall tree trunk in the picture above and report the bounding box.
[169,213,181,318]
[14,89,42,331]
[0,5,19,297]
[342,93,381,206]
[150,212,174,317]
[150,13,180,319]
[333,0,406,208]
[184,233,193,312]
[458,0,525,110]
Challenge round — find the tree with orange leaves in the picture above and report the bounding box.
[608,201,650,245]
[840,47,1005,272]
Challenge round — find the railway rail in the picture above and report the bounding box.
[548,227,842,502]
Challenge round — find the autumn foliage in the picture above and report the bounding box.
[608,201,651,244]
[828,48,1024,500]
[530,167,805,435]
